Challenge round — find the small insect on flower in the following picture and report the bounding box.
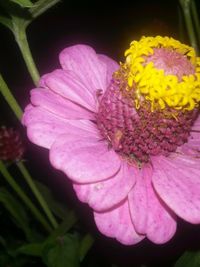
[0,126,25,162]
[23,36,200,245]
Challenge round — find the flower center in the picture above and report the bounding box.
[145,47,195,79]
[96,36,200,163]
[96,80,198,163]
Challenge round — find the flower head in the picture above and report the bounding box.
[23,36,200,245]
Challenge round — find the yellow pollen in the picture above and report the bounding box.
[124,36,200,110]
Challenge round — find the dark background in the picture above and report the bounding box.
[1,1,200,266]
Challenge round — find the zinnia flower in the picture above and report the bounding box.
[22,36,200,245]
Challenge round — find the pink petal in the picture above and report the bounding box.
[59,45,107,92]
[128,169,148,235]
[166,153,200,169]
[98,55,119,86]
[191,115,200,131]
[143,166,177,244]
[152,155,200,224]
[43,69,97,111]
[94,200,145,245]
[50,135,121,183]
[73,162,136,211]
[180,131,200,156]
[129,165,177,244]
[30,88,94,120]
[180,115,200,156]
[22,105,99,149]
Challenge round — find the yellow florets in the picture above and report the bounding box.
[124,36,200,110]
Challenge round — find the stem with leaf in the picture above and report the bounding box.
[0,160,52,233]
[13,18,40,86]
[24,0,61,27]
[0,74,58,229]
[17,161,58,229]
[0,73,23,120]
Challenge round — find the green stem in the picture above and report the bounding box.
[24,0,61,27]
[0,160,52,233]
[13,19,39,86]
[178,6,185,42]
[17,161,58,229]
[0,74,23,120]
[191,0,200,45]
[0,74,58,230]
[179,0,199,54]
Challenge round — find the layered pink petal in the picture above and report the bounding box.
[59,45,107,92]
[42,69,97,111]
[22,105,99,149]
[152,155,200,224]
[50,135,121,183]
[128,169,148,235]
[179,115,200,156]
[166,153,200,170]
[143,166,176,244]
[30,88,94,120]
[98,55,119,86]
[191,115,200,131]
[180,131,200,156]
[129,165,176,244]
[94,200,145,245]
[73,161,136,212]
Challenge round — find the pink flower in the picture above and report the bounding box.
[22,36,200,245]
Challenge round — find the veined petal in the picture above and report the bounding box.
[129,165,176,244]
[166,153,200,169]
[59,45,107,92]
[180,131,200,156]
[22,105,99,149]
[42,69,97,111]
[73,162,136,212]
[191,115,200,131]
[128,169,148,235]
[98,55,119,86]
[152,155,200,224]
[50,135,121,183]
[94,200,145,245]
[143,166,177,244]
[30,88,94,120]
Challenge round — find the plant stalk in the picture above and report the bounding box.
[179,0,199,54]
[0,74,23,120]
[17,161,58,229]
[13,20,39,86]
[0,160,52,233]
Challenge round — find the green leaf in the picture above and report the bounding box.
[175,250,200,267]
[16,243,44,257]
[0,187,33,241]
[43,234,80,267]
[47,211,78,242]
[79,234,94,261]
[0,236,7,248]
[0,15,13,31]
[0,252,32,267]
[9,0,34,7]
